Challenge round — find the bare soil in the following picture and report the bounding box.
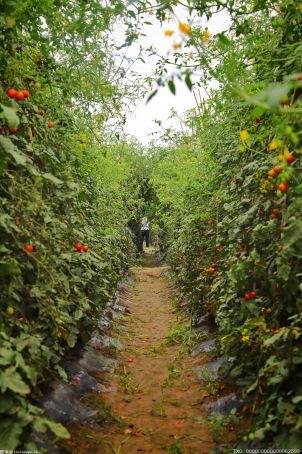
[63,252,230,454]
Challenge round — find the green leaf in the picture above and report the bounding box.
[0,418,23,450]
[0,258,20,277]
[253,82,291,109]
[185,72,193,91]
[0,348,16,366]
[292,395,302,404]
[274,430,302,449]
[0,367,30,394]
[15,334,38,352]
[217,33,231,46]
[22,366,38,386]
[0,136,28,165]
[263,329,288,346]
[127,10,136,19]
[0,396,16,413]
[67,332,77,348]
[54,364,68,380]
[246,379,258,394]
[15,333,31,352]
[277,262,291,280]
[42,172,63,185]
[33,417,70,439]
[5,16,16,28]
[0,104,20,128]
[146,89,158,103]
[251,106,266,118]
[74,309,83,320]
[168,79,176,95]
[283,219,302,250]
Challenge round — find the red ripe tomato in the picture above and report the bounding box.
[244,293,251,300]
[75,243,83,252]
[286,154,295,164]
[22,89,30,98]
[250,291,257,298]
[273,166,282,175]
[10,128,18,134]
[268,169,276,178]
[278,183,288,193]
[215,247,221,254]
[24,244,33,253]
[7,88,17,98]
[272,208,279,216]
[82,245,89,252]
[15,91,25,100]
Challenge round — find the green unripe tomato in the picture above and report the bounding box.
[276,189,283,197]
[6,306,15,316]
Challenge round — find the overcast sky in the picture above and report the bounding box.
[113,7,230,145]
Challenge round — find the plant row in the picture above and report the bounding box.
[150,1,302,448]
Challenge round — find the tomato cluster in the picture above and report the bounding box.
[244,291,257,300]
[74,243,89,252]
[7,88,30,100]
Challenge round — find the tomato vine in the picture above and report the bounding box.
[1,0,302,450]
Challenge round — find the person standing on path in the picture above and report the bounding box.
[141,216,150,249]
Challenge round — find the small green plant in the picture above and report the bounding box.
[162,363,181,388]
[119,371,142,395]
[95,401,113,419]
[83,397,126,426]
[168,441,183,454]
[205,379,222,397]
[150,400,166,417]
[143,343,166,356]
[194,411,241,442]
[165,324,200,347]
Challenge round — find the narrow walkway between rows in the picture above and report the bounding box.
[64,252,217,453]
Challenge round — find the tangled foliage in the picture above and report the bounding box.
[0,0,150,449]
[1,0,302,450]
[151,0,302,448]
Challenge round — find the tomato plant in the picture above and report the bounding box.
[1,0,302,451]
[147,0,302,449]
[0,0,147,450]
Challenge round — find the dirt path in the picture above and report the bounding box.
[64,253,217,454]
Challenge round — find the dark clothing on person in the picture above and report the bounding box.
[141,229,150,248]
[141,216,150,248]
